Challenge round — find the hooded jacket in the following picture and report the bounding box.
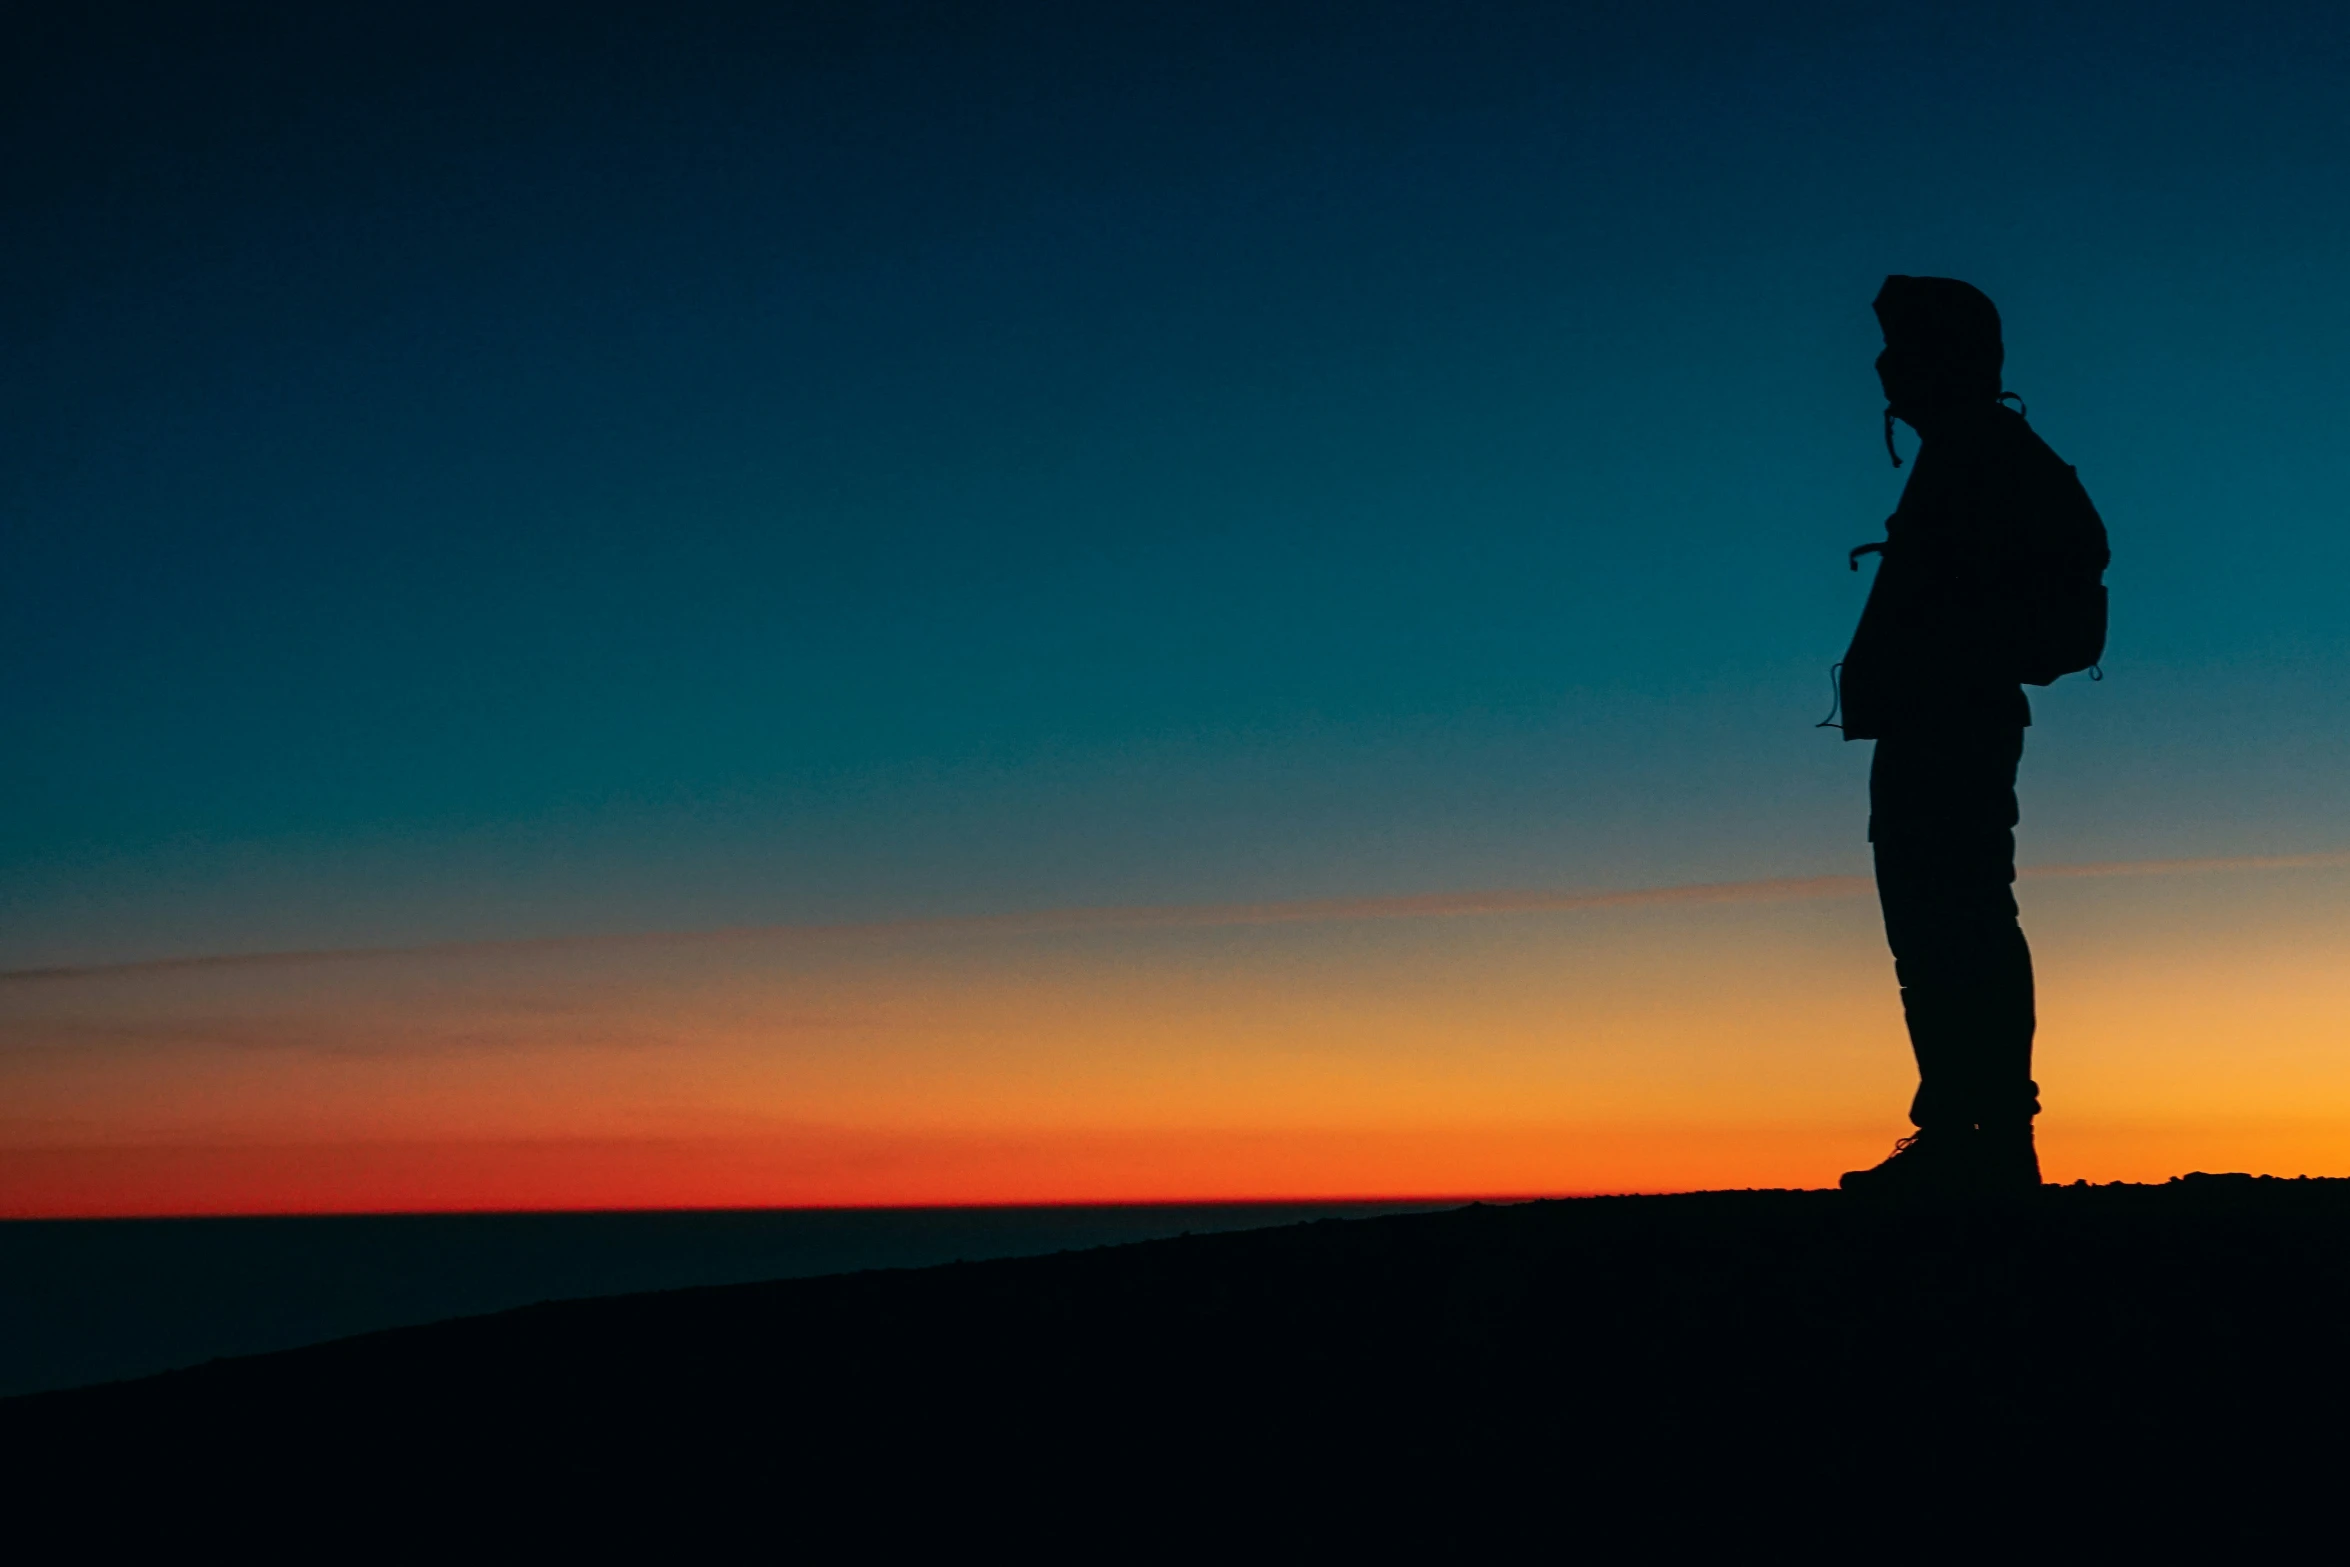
[1838,406,2079,737]
[1839,277,2100,739]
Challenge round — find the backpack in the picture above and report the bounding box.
[2013,460,2109,686]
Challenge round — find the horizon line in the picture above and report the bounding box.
[7,848,2346,986]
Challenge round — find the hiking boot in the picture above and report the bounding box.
[1974,1122,2042,1193]
[1839,1129,1976,1195]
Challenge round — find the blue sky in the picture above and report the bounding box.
[7,0,2350,967]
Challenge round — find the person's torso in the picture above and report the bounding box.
[1839,406,2062,738]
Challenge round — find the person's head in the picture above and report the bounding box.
[1873,275,2003,431]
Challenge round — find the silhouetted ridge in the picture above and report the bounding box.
[9,1181,2347,1550]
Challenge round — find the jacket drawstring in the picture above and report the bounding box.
[1890,392,2026,467]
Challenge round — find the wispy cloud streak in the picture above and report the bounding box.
[8,850,2347,986]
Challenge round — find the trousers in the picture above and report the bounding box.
[1869,724,2039,1129]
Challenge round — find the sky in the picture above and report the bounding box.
[5,1,2350,1214]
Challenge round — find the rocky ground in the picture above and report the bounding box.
[10,1175,2346,1551]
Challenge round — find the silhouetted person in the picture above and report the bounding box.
[1835,277,2108,1196]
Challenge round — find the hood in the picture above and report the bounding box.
[1873,275,2003,398]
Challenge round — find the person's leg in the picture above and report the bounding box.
[1849,725,2038,1188]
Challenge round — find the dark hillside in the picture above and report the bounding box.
[10,1177,2349,1550]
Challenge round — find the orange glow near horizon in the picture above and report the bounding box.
[5,857,2349,1217]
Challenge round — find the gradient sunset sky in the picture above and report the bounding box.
[6,1,2350,1214]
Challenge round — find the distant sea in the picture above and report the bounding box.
[0,1202,1446,1398]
